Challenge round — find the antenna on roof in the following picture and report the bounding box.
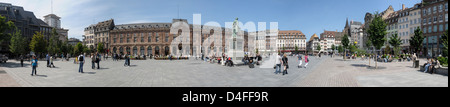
[51,0,53,14]
[177,4,180,19]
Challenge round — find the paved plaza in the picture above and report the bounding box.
[0,56,447,87]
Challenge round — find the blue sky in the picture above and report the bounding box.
[2,0,421,40]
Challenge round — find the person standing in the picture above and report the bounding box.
[91,53,96,69]
[46,53,50,67]
[297,54,303,68]
[282,54,289,75]
[96,52,101,69]
[304,54,309,68]
[78,53,85,73]
[20,54,24,67]
[49,55,55,68]
[124,53,129,67]
[30,55,38,76]
[274,54,282,74]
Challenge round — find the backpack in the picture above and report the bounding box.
[79,56,84,61]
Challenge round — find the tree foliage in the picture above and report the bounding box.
[409,27,425,55]
[0,16,15,43]
[367,14,387,50]
[389,33,402,56]
[29,32,47,55]
[9,27,26,56]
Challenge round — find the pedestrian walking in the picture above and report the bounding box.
[304,54,309,68]
[78,53,85,73]
[91,53,96,69]
[46,53,50,67]
[127,53,131,66]
[274,54,282,74]
[30,55,38,76]
[124,53,129,67]
[282,54,289,75]
[297,54,303,68]
[20,54,24,67]
[96,52,101,69]
[49,55,55,68]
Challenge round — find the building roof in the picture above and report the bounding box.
[278,30,305,36]
[309,34,319,41]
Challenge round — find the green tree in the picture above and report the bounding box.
[338,45,343,53]
[409,27,425,55]
[341,34,350,60]
[316,44,321,52]
[331,44,336,53]
[29,32,47,56]
[385,45,391,55]
[0,16,15,43]
[97,42,104,53]
[350,44,357,54]
[74,42,83,56]
[294,45,299,54]
[47,28,60,54]
[9,27,26,56]
[367,13,387,69]
[389,33,402,56]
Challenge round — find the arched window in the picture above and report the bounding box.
[155,46,160,55]
[140,46,145,55]
[147,46,152,56]
[165,46,170,56]
[133,46,138,55]
[119,47,124,54]
[113,47,117,54]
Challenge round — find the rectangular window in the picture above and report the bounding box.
[423,19,427,24]
[148,33,152,42]
[446,24,448,30]
[120,34,123,43]
[134,34,137,43]
[165,33,169,42]
[434,16,438,22]
[433,25,437,32]
[155,33,159,42]
[424,26,427,33]
[141,33,144,43]
[428,26,432,33]
[428,8,431,14]
[406,24,408,28]
[433,6,437,13]
[446,14,448,21]
[439,24,444,32]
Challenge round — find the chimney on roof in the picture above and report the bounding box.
[402,4,405,10]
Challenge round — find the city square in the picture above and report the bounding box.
[0,0,448,87]
[1,56,447,87]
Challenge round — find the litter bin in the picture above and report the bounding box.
[414,60,420,68]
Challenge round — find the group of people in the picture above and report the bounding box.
[273,53,309,76]
[90,53,102,69]
[423,57,442,74]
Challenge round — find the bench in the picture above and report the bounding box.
[420,65,448,76]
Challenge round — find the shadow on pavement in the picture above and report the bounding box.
[35,75,48,77]
[84,72,96,74]
[0,62,31,68]
[351,64,368,67]
[366,66,387,70]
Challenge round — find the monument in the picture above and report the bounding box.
[228,18,245,64]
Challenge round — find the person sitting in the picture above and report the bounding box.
[423,58,432,73]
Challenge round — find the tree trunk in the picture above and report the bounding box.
[344,50,346,61]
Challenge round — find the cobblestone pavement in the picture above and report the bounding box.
[294,57,448,87]
[0,68,21,87]
[0,56,322,87]
[0,56,447,87]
